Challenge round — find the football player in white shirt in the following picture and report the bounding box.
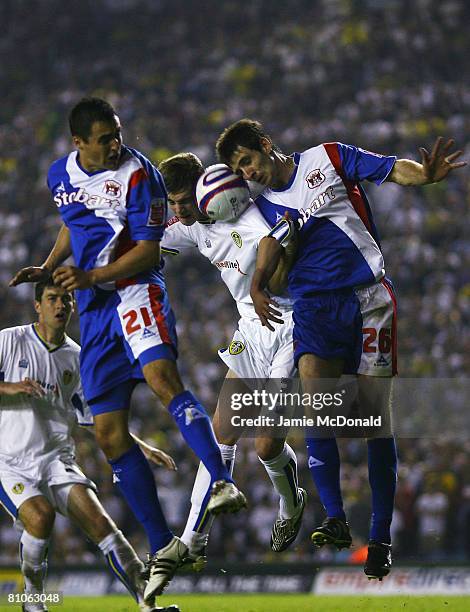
[158,153,306,566]
[0,281,179,612]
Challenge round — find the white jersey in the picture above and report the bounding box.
[0,325,92,475]
[161,203,292,320]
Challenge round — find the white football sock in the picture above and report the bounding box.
[181,443,236,550]
[98,530,144,602]
[258,443,300,519]
[20,530,49,595]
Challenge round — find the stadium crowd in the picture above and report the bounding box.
[0,0,469,567]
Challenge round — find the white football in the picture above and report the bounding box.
[196,164,250,221]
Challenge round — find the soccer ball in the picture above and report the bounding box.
[196,164,250,221]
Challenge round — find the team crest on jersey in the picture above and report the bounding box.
[11,483,24,495]
[205,238,212,248]
[18,359,29,369]
[104,179,122,197]
[231,231,243,248]
[306,169,325,189]
[229,340,245,355]
[147,198,166,227]
[62,370,73,385]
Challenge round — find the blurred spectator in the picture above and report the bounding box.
[0,0,469,566]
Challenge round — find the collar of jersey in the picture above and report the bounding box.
[31,324,66,353]
[270,153,300,193]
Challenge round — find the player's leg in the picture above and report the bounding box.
[17,496,55,610]
[256,436,307,552]
[61,483,179,612]
[359,375,396,580]
[143,358,237,487]
[356,278,398,580]
[117,284,246,513]
[91,389,174,557]
[260,319,306,552]
[180,369,241,565]
[300,353,352,549]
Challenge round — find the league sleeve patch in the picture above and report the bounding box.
[147,198,166,227]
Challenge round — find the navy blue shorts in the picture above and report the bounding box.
[293,289,363,372]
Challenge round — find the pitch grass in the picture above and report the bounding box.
[2,594,469,612]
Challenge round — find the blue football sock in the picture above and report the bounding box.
[168,391,232,483]
[306,437,346,520]
[109,444,173,554]
[367,437,397,544]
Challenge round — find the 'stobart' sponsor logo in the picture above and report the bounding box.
[54,187,120,210]
[214,260,247,275]
[297,186,336,228]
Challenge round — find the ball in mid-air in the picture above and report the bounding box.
[196,164,250,221]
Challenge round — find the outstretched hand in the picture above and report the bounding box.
[142,446,177,471]
[419,137,466,184]
[9,266,50,287]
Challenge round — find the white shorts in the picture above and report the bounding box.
[356,278,397,377]
[0,457,96,522]
[218,311,296,379]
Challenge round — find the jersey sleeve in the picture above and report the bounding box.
[126,157,168,242]
[70,385,94,427]
[0,330,8,375]
[161,219,198,256]
[267,217,295,247]
[70,387,94,427]
[326,142,396,185]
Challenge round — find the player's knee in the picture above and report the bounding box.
[216,432,239,445]
[23,508,55,538]
[88,514,115,543]
[255,437,284,460]
[143,360,184,405]
[94,423,132,460]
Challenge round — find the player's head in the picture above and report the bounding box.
[34,281,74,334]
[69,97,122,172]
[216,119,281,186]
[159,153,208,226]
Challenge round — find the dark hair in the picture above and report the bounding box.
[159,152,205,194]
[69,97,117,141]
[34,280,71,302]
[216,118,280,165]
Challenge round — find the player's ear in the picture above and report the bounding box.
[72,135,83,150]
[260,137,272,155]
[34,300,41,315]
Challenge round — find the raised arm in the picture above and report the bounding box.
[387,137,466,186]
[52,239,161,291]
[9,223,72,286]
